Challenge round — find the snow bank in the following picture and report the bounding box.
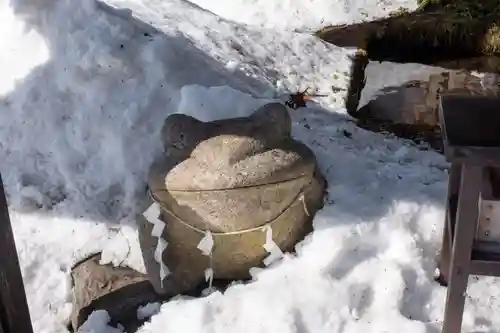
[1,0,353,223]
[185,0,419,32]
[0,0,350,331]
[3,0,500,332]
[0,1,49,96]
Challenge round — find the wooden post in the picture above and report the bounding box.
[442,164,482,333]
[436,163,461,286]
[0,174,34,333]
[437,94,500,332]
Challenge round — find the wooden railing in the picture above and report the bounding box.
[0,174,34,333]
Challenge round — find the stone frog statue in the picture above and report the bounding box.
[137,102,326,296]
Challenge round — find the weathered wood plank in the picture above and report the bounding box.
[0,174,34,333]
[442,164,482,333]
[437,94,500,332]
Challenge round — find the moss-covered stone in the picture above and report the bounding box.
[317,1,500,64]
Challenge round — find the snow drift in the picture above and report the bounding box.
[2,0,500,332]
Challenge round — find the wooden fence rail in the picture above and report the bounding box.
[0,173,34,333]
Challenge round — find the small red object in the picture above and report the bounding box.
[285,88,313,109]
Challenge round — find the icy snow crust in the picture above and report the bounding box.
[1,0,500,332]
[186,0,418,32]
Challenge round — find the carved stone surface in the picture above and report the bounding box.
[435,56,500,74]
[138,103,326,296]
[70,253,161,332]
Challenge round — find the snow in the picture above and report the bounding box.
[136,302,161,321]
[185,0,419,32]
[77,310,123,333]
[0,1,49,96]
[2,0,500,333]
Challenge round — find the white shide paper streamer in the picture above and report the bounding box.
[142,202,171,287]
[197,230,214,256]
[262,225,284,267]
[197,231,215,294]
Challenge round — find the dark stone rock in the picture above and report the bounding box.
[70,253,164,332]
[345,50,369,117]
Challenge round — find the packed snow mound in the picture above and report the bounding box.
[100,0,354,103]
[182,0,418,31]
[0,0,351,331]
[1,0,352,223]
[0,1,49,95]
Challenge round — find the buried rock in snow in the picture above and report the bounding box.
[352,65,500,151]
[358,67,500,128]
[137,102,326,296]
[70,253,161,332]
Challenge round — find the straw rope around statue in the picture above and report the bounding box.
[146,180,312,236]
[141,176,315,293]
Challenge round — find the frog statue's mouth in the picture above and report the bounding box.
[148,136,320,234]
[150,172,315,234]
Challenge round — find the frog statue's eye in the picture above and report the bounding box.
[161,113,205,154]
[250,102,291,139]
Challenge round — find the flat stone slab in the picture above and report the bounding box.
[358,63,500,128]
[70,253,164,332]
